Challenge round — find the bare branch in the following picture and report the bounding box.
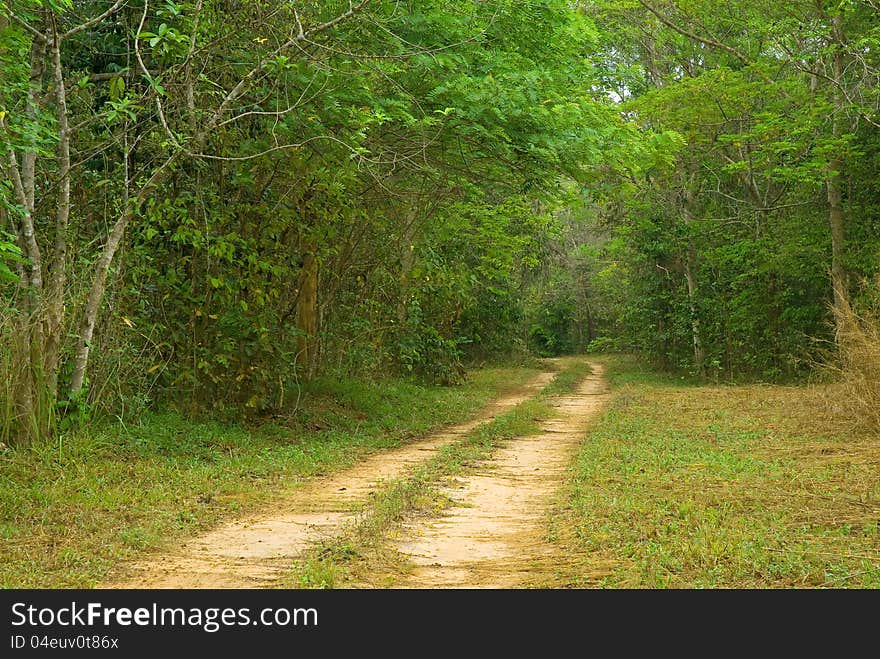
[83,70,156,82]
[774,41,880,129]
[133,0,182,149]
[635,0,754,67]
[190,135,367,162]
[774,39,880,128]
[62,0,126,40]
[22,34,47,216]
[5,150,42,291]
[217,74,329,128]
[8,12,46,42]
[293,7,305,39]
[203,0,374,146]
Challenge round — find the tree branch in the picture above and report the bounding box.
[635,0,754,67]
[190,135,367,162]
[62,0,126,40]
[8,13,46,42]
[202,0,373,146]
[216,74,329,128]
[133,0,182,149]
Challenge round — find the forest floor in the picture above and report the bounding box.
[101,359,604,588]
[2,363,546,588]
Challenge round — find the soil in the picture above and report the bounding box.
[374,361,609,588]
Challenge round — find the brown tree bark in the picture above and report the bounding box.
[682,179,705,376]
[684,244,705,377]
[2,25,47,441]
[827,157,847,314]
[68,158,175,397]
[295,252,319,380]
[43,18,71,402]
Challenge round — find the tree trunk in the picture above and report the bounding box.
[684,245,705,376]
[43,21,71,402]
[827,157,847,314]
[27,1,372,417]
[827,13,848,316]
[682,178,705,376]
[2,29,48,442]
[295,252,319,380]
[67,208,132,398]
[68,157,176,398]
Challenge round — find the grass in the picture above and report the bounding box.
[822,289,880,431]
[537,356,594,397]
[0,364,542,588]
[12,352,871,590]
[552,355,880,588]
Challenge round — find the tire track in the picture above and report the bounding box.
[382,362,608,588]
[100,368,557,588]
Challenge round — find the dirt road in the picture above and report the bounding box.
[373,362,609,588]
[101,368,558,588]
[102,360,607,589]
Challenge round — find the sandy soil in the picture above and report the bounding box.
[379,362,609,588]
[100,369,557,588]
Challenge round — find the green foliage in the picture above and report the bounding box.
[102,0,616,410]
[0,231,25,283]
[572,0,880,381]
[529,297,578,357]
[392,309,464,386]
[5,0,877,439]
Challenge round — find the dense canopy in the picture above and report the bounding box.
[1,0,878,442]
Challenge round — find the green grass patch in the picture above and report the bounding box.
[555,355,880,588]
[0,365,541,588]
[537,356,593,397]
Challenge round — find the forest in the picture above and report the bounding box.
[0,0,878,591]
[2,0,878,441]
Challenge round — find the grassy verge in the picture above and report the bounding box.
[553,355,880,588]
[0,365,542,588]
[284,358,591,588]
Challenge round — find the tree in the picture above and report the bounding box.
[1,0,630,437]
[576,0,879,378]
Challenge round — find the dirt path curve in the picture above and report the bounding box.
[101,369,557,589]
[378,362,608,589]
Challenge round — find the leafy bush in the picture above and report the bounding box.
[391,303,465,386]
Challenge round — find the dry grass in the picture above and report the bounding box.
[821,291,880,431]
